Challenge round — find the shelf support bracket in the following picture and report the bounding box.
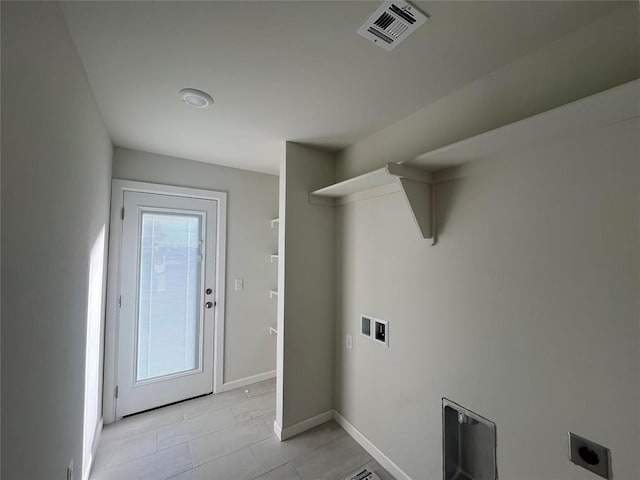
[397,177,436,244]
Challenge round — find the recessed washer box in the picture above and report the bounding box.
[443,398,497,480]
[361,315,389,346]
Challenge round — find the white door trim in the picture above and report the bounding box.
[104,180,227,424]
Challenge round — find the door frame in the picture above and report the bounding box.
[103,180,227,423]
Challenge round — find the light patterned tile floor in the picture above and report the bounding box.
[91,378,395,480]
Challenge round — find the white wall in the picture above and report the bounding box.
[334,117,640,478]
[337,2,639,181]
[1,2,113,478]
[112,147,279,385]
[277,143,336,431]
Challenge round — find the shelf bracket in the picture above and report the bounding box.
[397,177,436,244]
[309,162,437,244]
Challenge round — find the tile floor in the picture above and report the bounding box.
[91,378,395,480]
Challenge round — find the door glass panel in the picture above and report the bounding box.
[136,211,202,382]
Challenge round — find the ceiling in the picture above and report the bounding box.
[61,1,627,174]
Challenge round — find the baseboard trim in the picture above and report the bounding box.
[273,420,283,441]
[85,418,103,480]
[279,410,335,441]
[272,408,412,479]
[333,410,412,480]
[220,370,276,392]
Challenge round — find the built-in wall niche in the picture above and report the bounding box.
[269,217,279,334]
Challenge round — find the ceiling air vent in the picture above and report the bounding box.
[357,0,428,51]
[358,0,429,51]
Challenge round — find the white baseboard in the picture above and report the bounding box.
[279,410,335,441]
[220,370,275,392]
[273,420,283,440]
[269,407,411,479]
[85,418,104,480]
[333,410,412,480]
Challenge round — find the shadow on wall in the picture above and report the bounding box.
[435,175,466,239]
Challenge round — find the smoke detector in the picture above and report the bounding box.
[357,1,428,51]
[179,88,214,108]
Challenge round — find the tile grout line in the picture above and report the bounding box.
[91,441,192,478]
[157,408,240,452]
[246,444,267,479]
[189,419,272,468]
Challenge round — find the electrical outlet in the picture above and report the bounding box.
[568,432,612,479]
[67,458,73,480]
[346,334,353,350]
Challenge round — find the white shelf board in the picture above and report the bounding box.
[312,167,391,198]
[311,163,433,199]
[408,79,640,170]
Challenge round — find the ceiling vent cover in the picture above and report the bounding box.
[357,0,428,51]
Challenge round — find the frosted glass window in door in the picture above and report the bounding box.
[136,212,203,381]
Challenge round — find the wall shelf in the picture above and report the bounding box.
[306,80,640,246]
[311,162,432,199]
[408,79,639,171]
[310,162,436,243]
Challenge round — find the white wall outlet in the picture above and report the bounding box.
[346,334,353,350]
[67,458,73,480]
[234,278,244,291]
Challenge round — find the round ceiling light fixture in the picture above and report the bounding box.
[179,88,214,108]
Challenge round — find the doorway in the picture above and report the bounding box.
[104,181,227,421]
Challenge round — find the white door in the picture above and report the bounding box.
[116,191,217,417]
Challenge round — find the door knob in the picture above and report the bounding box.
[205,301,214,309]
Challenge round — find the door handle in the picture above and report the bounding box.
[205,301,214,309]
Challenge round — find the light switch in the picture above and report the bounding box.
[346,334,353,350]
[235,279,244,291]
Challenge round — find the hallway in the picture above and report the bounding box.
[91,379,394,480]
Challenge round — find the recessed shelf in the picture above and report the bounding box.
[269,289,278,299]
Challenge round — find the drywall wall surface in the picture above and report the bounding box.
[113,147,279,384]
[334,118,640,478]
[1,2,113,478]
[0,3,3,473]
[337,3,640,181]
[278,142,336,428]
